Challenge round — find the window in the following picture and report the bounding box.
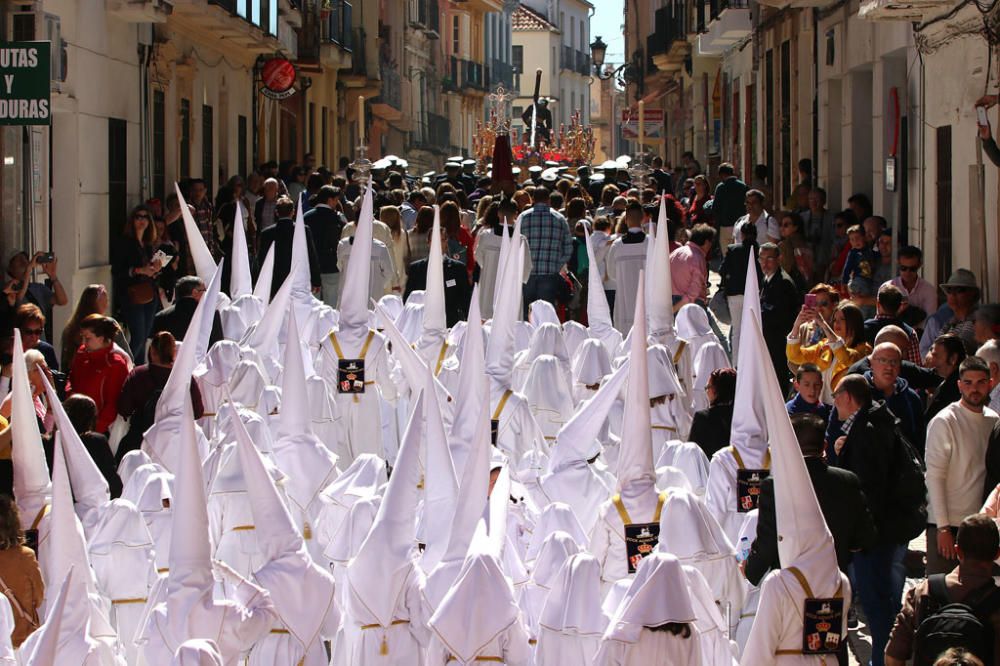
[512,45,523,73]
[322,106,328,164]
[179,98,191,179]
[108,118,127,257]
[238,115,248,178]
[152,90,165,202]
[309,102,316,154]
[452,15,459,54]
[202,104,214,194]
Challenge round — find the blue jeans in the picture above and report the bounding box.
[851,543,907,666]
[522,274,563,319]
[122,299,157,364]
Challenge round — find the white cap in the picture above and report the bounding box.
[550,359,628,473]
[448,283,488,474]
[485,219,523,387]
[539,552,608,637]
[601,553,696,645]
[647,196,676,341]
[290,194,314,300]
[422,205,447,334]
[172,639,223,666]
[730,247,769,464]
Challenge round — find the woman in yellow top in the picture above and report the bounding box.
[786,301,870,404]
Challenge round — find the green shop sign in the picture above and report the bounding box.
[0,42,50,125]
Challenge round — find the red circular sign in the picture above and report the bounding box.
[262,58,296,93]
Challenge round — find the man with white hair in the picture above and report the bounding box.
[978,338,1000,413]
[254,178,281,233]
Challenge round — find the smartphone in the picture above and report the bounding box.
[35,252,54,264]
[804,294,817,308]
[977,105,989,128]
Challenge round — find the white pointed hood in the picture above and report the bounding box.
[485,217,523,387]
[234,407,338,652]
[647,197,677,342]
[165,394,214,621]
[730,247,769,464]
[550,359,628,472]
[655,489,734,560]
[347,379,426,627]
[448,284,488,473]
[156,263,224,421]
[253,244,276,306]
[171,639,223,666]
[423,400,492,611]
[583,225,621,353]
[21,568,71,666]
[193,259,224,363]
[539,552,608,637]
[338,183,375,336]
[428,551,520,664]
[41,372,109,522]
[243,260,296,374]
[752,315,841,596]
[46,426,116,645]
[290,195,314,300]
[229,199,252,298]
[616,271,656,493]
[270,308,339,513]
[602,552,696,644]
[373,298,452,405]
[175,182,217,283]
[422,205,447,334]
[9,330,51,528]
[420,365,460,573]
[571,337,612,388]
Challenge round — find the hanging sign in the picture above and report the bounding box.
[261,57,297,100]
[0,42,50,125]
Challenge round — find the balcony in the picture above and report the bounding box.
[698,0,750,54]
[414,112,451,152]
[445,56,487,94]
[575,50,590,76]
[648,3,692,75]
[106,0,172,22]
[561,44,574,72]
[489,59,515,91]
[375,60,402,112]
[410,0,441,37]
[168,0,283,52]
[296,0,352,69]
[858,0,943,20]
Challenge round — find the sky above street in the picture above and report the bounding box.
[592,0,625,64]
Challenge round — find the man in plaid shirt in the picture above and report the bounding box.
[516,187,573,313]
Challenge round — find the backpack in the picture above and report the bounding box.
[913,574,1000,666]
[885,421,928,542]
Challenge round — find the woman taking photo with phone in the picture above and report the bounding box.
[112,205,162,363]
[785,301,870,404]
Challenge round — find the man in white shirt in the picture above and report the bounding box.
[925,355,1000,574]
[881,245,938,328]
[732,189,779,244]
[590,217,617,313]
[337,235,395,301]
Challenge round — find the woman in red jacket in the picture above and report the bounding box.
[67,314,130,434]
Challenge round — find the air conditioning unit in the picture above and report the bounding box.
[8,5,67,83]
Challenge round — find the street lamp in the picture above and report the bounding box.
[589,36,644,96]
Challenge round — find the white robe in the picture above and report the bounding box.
[739,569,851,666]
[318,329,397,464]
[340,566,428,665]
[425,622,532,666]
[594,629,703,666]
[588,490,664,590]
[706,448,764,547]
[605,237,648,333]
[474,231,532,320]
[535,629,601,666]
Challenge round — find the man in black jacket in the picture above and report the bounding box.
[846,324,942,392]
[830,374,913,666]
[255,196,321,299]
[718,222,761,362]
[148,275,223,345]
[304,186,346,307]
[924,333,965,422]
[710,162,748,250]
[758,242,801,388]
[404,228,471,327]
[745,413,876,585]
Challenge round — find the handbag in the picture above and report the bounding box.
[126,280,155,306]
[709,289,731,325]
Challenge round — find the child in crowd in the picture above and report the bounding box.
[784,363,831,420]
[840,224,875,294]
